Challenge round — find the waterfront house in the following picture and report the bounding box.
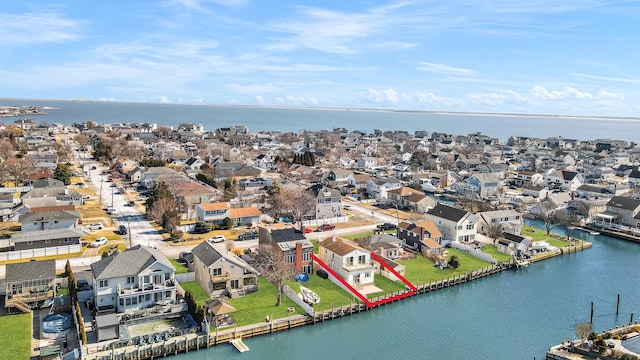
[5,259,56,312]
[191,241,258,298]
[369,233,404,260]
[258,225,314,274]
[593,196,640,228]
[424,203,477,243]
[477,209,523,236]
[450,173,500,199]
[397,220,443,254]
[91,245,176,313]
[318,236,376,289]
[496,232,530,256]
[544,169,584,192]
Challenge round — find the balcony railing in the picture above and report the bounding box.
[211,273,230,283]
[118,281,175,295]
[343,262,375,271]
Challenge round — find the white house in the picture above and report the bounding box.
[318,236,376,289]
[424,203,478,243]
[91,245,176,313]
[366,177,402,200]
[18,210,81,232]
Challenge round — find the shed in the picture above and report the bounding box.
[95,313,119,342]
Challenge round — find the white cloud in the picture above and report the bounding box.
[0,10,85,46]
[157,96,171,103]
[275,96,320,106]
[253,96,266,105]
[596,90,625,100]
[530,85,592,100]
[570,73,640,84]
[361,88,399,104]
[417,62,477,76]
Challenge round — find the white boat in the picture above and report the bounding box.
[590,231,600,235]
[298,285,320,304]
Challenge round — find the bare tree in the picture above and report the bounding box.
[2,156,33,186]
[575,323,593,346]
[555,211,578,241]
[536,198,556,235]
[253,245,295,306]
[270,187,315,228]
[486,222,503,246]
[149,197,177,224]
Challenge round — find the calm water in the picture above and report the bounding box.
[170,223,640,360]
[2,99,640,142]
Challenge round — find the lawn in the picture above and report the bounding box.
[481,244,513,263]
[399,248,493,285]
[228,277,304,327]
[522,225,586,249]
[180,281,211,306]
[0,313,31,360]
[169,259,188,274]
[285,273,362,312]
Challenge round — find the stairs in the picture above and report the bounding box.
[6,299,32,313]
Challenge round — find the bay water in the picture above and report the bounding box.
[2,99,640,142]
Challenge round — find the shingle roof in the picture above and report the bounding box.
[19,210,81,223]
[426,203,468,222]
[11,228,83,243]
[319,236,365,256]
[91,245,174,279]
[6,259,56,282]
[606,196,640,211]
[191,241,222,267]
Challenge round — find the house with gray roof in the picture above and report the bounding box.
[5,259,56,312]
[593,196,640,229]
[424,203,477,243]
[90,245,176,313]
[11,227,83,251]
[19,210,81,232]
[191,241,258,298]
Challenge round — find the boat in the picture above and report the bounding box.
[590,231,600,235]
[298,285,320,304]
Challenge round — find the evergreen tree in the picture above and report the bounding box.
[54,163,72,185]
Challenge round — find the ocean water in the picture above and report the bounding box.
[1,99,640,142]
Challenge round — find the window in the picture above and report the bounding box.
[285,253,295,264]
[467,224,474,230]
[302,251,311,262]
[99,280,108,288]
[45,239,51,244]
[126,276,135,284]
[143,275,149,284]
[119,299,124,306]
[364,272,371,278]
[212,268,222,276]
[358,255,366,264]
[145,294,151,301]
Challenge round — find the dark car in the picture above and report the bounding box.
[77,279,92,292]
[117,224,128,235]
[316,224,336,232]
[238,231,259,241]
[316,269,329,279]
[377,223,397,231]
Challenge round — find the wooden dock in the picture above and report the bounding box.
[230,338,249,353]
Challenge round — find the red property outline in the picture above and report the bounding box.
[311,253,416,308]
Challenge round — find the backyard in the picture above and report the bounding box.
[0,313,31,360]
[285,272,363,312]
[399,248,494,285]
[522,225,587,249]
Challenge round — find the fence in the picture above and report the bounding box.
[450,242,497,264]
[282,284,314,315]
[0,244,82,261]
[175,272,195,283]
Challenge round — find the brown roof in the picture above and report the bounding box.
[388,186,423,196]
[415,220,442,238]
[230,207,262,218]
[200,202,230,210]
[319,236,366,256]
[422,238,442,249]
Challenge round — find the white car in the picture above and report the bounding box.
[89,237,108,247]
[209,235,226,243]
[87,223,103,230]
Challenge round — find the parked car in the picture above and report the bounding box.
[76,279,92,292]
[343,204,352,210]
[238,231,259,241]
[87,222,103,230]
[209,235,226,243]
[117,224,127,235]
[89,237,108,247]
[304,227,313,234]
[376,223,397,231]
[317,269,329,279]
[316,224,336,232]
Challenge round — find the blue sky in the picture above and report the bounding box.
[1,0,639,116]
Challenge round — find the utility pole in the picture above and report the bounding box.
[127,216,132,248]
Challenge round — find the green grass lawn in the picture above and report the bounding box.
[285,273,362,311]
[523,226,586,249]
[169,259,188,274]
[399,248,493,285]
[180,281,210,306]
[481,244,513,263]
[227,277,304,327]
[0,313,31,360]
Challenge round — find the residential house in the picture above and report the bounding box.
[238,177,272,190]
[21,187,84,208]
[424,203,478,243]
[357,156,378,170]
[322,169,353,188]
[450,173,500,199]
[11,228,82,251]
[496,232,530,256]
[191,241,258,298]
[593,196,640,228]
[366,177,402,200]
[397,220,443,255]
[545,169,584,192]
[308,184,342,220]
[258,225,314,274]
[513,171,544,187]
[91,245,176,313]
[317,236,376,288]
[195,202,262,227]
[18,210,81,232]
[347,173,372,192]
[386,186,434,213]
[369,233,404,260]
[522,185,548,199]
[5,259,56,312]
[477,210,523,236]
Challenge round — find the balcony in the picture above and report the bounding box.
[343,261,375,271]
[118,280,175,295]
[211,273,230,283]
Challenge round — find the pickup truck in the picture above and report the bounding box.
[376,223,397,231]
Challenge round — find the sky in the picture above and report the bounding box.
[1,0,639,116]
